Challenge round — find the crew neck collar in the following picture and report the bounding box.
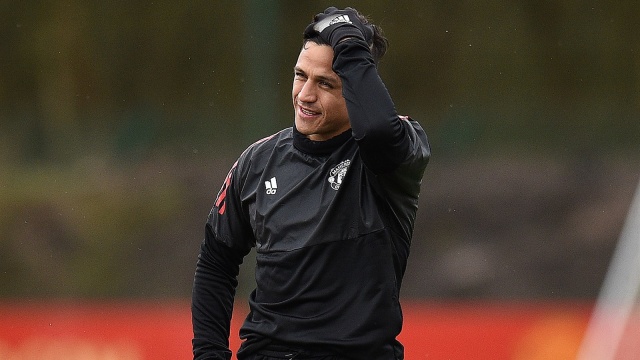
[292,126,352,155]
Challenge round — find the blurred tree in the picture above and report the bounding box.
[0,1,638,299]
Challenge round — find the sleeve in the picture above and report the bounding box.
[332,38,430,175]
[192,160,254,360]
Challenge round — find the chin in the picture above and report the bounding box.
[294,120,311,134]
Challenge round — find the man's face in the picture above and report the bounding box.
[292,42,350,141]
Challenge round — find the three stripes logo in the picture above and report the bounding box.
[265,177,277,195]
[314,13,353,33]
[328,14,352,26]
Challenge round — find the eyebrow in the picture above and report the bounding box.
[294,66,339,85]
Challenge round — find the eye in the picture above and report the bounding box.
[294,71,306,80]
[319,80,333,89]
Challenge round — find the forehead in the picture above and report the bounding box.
[295,42,336,76]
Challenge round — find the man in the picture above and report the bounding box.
[192,7,430,360]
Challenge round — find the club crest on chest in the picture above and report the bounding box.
[328,160,351,191]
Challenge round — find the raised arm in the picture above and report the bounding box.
[305,7,429,174]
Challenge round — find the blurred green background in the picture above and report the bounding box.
[1,1,638,300]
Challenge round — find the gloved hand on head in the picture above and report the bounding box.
[303,7,374,48]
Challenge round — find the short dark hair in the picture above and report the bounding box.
[303,10,389,65]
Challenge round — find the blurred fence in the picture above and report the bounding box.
[1,300,639,359]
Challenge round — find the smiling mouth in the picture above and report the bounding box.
[298,105,320,117]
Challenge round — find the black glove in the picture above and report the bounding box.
[303,7,374,48]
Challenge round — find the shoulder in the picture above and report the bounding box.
[237,127,293,167]
[397,115,430,171]
[242,128,291,155]
[401,116,429,147]
[400,115,425,133]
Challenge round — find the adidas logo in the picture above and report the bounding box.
[328,14,352,26]
[265,177,277,195]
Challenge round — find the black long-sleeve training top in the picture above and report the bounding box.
[192,37,430,360]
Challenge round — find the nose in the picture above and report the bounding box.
[297,80,316,104]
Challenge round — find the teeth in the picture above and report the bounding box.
[301,108,316,116]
